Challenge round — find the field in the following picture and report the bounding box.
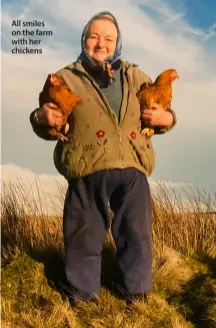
[1,180,216,328]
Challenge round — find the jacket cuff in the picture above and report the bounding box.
[29,109,57,140]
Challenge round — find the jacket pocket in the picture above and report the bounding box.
[127,136,155,175]
[53,137,86,179]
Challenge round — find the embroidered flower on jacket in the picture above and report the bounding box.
[96,130,105,137]
[130,131,136,139]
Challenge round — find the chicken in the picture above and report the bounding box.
[137,69,179,138]
[39,73,82,141]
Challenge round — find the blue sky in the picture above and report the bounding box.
[158,0,216,28]
[145,0,216,29]
[1,0,216,196]
[183,0,216,29]
[138,0,216,53]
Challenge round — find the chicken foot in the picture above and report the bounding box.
[56,123,70,142]
[141,127,155,138]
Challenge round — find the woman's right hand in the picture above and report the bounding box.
[36,102,63,130]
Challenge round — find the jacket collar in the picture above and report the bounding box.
[66,59,136,77]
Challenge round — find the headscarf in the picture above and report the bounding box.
[77,11,123,83]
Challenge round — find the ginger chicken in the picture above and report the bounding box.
[39,73,82,141]
[137,69,179,138]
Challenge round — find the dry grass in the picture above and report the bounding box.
[1,179,216,328]
[151,183,216,258]
[1,180,64,265]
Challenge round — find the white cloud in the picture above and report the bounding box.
[204,23,216,41]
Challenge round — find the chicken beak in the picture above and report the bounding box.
[173,72,179,81]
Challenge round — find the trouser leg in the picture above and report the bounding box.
[63,174,110,300]
[110,168,152,295]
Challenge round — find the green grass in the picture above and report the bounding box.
[1,180,216,327]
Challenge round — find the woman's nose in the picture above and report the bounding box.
[97,37,105,48]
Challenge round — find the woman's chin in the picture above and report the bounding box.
[92,54,108,62]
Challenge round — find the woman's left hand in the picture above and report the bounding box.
[141,103,173,128]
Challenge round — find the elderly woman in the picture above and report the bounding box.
[30,11,176,303]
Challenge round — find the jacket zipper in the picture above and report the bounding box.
[84,72,125,165]
[95,82,124,166]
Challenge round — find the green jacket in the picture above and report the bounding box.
[30,59,176,180]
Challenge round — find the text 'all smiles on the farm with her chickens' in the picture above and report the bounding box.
[11,20,53,54]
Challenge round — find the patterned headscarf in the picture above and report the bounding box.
[77,11,123,82]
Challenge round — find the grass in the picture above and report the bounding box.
[1,179,216,328]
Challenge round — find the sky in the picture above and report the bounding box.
[1,0,216,207]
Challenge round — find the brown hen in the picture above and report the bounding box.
[137,69,179,138]
[39,73,82,141]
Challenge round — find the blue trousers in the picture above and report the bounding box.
[63,168,152,300]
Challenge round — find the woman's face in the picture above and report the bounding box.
[85,19,118,62]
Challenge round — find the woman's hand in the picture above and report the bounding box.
[36,103,63,130]
[141,103,173,128]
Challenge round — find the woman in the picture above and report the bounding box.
[30,11,176,303]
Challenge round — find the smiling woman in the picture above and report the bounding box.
[29,11,177,305]
[85,19,118,62]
